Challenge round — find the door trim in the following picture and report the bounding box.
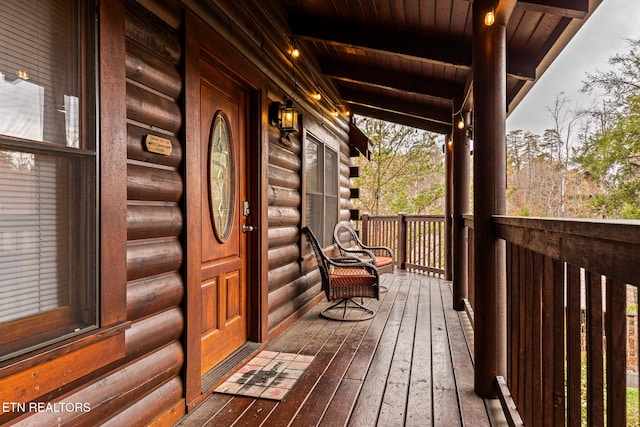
[184,11,267,409]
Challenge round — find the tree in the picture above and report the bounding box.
[351,117,444,216]
[575,39,640,218]
[506,95,594,218]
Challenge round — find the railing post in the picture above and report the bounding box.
[361,213,369,246]
[397,213,407,270]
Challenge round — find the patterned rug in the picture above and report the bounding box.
[214,351,315,400]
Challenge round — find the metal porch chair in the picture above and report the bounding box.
[333,221,395,275]
[303,226,379,321]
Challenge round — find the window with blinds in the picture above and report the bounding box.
[0,0,96,361]
[304,135,339,249]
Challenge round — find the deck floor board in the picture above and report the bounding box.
[177,272,505,427]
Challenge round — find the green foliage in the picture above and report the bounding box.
[517,205,532,217]
[574,93,640,217]
[508,39,640,219]
[572,39,640,218]
[629,387,640,427]
[352,117,445,216]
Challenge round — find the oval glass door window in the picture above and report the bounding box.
[208,111,235,242]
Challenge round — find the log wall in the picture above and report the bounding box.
[5,0,357,423]
[266,126,307,327]
[10,2,186,425]
[120,2,185,424]
[266,120,354,329]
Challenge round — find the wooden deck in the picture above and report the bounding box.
[177,272,507,426]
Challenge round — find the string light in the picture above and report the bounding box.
[484,9,495,26]
[290,42,300,59]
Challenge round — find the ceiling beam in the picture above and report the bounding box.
[322,60,465,101]
[291,12,535,80]
[290,12,471,68]
[340,87,452,125]
[517,0,588,19]
[348,104,452,135]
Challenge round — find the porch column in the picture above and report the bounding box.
[452,105,470,311]
[472,0,507,398]
[444,134,453,281]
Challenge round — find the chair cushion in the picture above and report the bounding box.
[328,268,377,300]
[374,256,393,267]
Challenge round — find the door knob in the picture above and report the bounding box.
[243,224,255,233]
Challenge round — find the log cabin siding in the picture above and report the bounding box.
[267,127,306,327]
[266,116,355,329]
[339,145,355,221]
[118,3,185,425]
[3,0,356,423]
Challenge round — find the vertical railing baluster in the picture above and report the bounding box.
[467,224,475,311]
[541,256,564,426]
[532,252,543,425]
[566,264,582,427]
[586,270,604,427]
[606,278,626,427]
[506,242,516,402]
[523,246,533,424]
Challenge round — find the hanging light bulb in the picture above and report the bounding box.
[290,41,300,59]
[312,91,321,101]
[484,9,495,26]
[457,117,465,129]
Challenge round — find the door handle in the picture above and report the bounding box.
[243,224,255,233]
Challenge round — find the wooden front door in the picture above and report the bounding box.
[197,59,250,376]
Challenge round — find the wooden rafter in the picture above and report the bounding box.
[340,87,452,125]
[291,12,535,81]
[518,0,589,18]
[348,103,452,135]
[322,59,465,101]
[290,13,471,68]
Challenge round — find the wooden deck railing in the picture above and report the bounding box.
[493,216,640,427]
[359,214,445,276]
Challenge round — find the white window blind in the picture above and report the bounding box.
[0,151,69,322]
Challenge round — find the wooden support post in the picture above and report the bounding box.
[397,213,407,270]
[445,135,453,281]
[452,104,471,311]
[472,0,507,399]
[361,213,369,245]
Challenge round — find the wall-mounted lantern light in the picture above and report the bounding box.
[269,99,299,143]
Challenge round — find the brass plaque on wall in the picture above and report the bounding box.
[144,134,172,156]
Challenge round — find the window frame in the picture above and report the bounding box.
[303,132,340,250]
[0,0,99,363]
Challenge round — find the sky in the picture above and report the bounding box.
[506,0,640,136]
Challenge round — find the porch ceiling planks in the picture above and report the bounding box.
[176,272,504,426]
[267,0,601,133]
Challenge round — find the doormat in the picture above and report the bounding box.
[214,351,315,400]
